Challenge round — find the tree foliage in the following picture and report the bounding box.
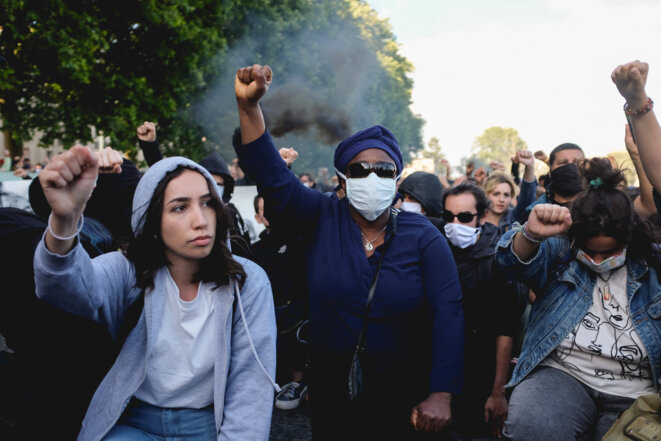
[0,0,423,170]
[421,136,445,173]
[472,126,527,166]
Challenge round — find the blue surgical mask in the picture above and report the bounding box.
[576,247,627,273]
[216,184,224,198]
[336,170,397,221]
[444,223,480,249]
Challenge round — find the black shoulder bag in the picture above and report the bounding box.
[348,208,397,403]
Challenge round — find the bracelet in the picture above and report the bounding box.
[47,213,84,241]
[520,222,541,244]
[624,97,654,116]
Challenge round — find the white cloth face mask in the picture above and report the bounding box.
[336,170,397,221]
[444,222,480,249]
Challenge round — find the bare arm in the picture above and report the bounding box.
[624,123,656,218]
[235,64,272,144]
[484,335,513,438]
[612,60,661,193]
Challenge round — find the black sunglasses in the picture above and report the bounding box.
[441,210,478,223]
[346,161,397,179]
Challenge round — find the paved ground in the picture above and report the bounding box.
[268,399,500,441]
[269,399,313,441]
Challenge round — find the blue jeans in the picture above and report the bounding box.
[503,366,634,441]
[101,399,216,441]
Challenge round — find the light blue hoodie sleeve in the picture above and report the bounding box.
[33,233,140,337]
[219,257,277,441]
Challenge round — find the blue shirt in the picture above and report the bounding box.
[236,131,464,393]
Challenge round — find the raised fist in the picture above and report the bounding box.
[526,203,572,240]
[473,166,487,184]
[39,145,99,219]
[611,60,649,109]
[136,121,157,142]
[97,147,124,174]
[278,147,299,166]
[516,150,535,167]
[235,64,273,105]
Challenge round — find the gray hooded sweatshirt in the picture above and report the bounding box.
[34,157,278,441]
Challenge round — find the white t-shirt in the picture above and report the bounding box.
[542,265,655,399]
[134,268,216,408]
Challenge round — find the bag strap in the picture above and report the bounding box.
[354,208,398,354]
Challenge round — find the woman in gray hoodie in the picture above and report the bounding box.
[33,146,278,441]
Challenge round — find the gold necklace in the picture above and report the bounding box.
[361,226,387,252]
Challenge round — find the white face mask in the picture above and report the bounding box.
[336,170,397,221]
[444,223,480,249]
[216,184,224,198]
[576,247,627,273]
[401,201,422,214]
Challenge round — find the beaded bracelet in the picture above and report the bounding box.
[47,213,84,241]
[521,222,541,244]
[624,97,654,116]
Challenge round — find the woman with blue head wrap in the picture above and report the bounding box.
[234,63,464,440]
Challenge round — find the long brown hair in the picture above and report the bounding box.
[125,166,247,290]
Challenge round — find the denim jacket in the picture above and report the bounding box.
[496,227,661,391]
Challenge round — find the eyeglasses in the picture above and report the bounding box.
[346,161,397,179]
[441,210,478,223]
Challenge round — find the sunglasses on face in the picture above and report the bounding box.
[346,161,397,179]
[441,210,478,223]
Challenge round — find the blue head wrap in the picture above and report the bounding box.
[333,125,403,176]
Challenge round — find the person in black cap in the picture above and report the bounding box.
[397,171,444,230]
[233,63,463,441]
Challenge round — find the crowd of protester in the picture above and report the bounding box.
[1,59,661,441]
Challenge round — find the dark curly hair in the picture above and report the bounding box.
[569,158,661,267]
[442,182,490,220]
[125,166,247,291]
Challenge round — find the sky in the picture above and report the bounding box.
[366,0,661,167]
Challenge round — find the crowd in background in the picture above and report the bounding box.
[1,60,661,441]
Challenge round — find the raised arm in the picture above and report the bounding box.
[235,64,271,144]
[624,123,656,218]
[612,60,661,194]
[136,121,163,166]
[38,145,99,254]
[512,204,571,262]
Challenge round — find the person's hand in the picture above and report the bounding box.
[490,160,505,172]
[452,175,467,186]
[97,147,124,174]
[278,147,299,166]
[526,203,572,240]
[13,167,27,178]
[465,161,475,176]
[235,64,272,106]
[136,121,157,142]
[516,150,535,168]
[534,150,548,163]
[39,145,99,220]
[474,166,487,184]
[624,123,639,157]
[410,392,452,433]
[484,393,508,438]
[611,60,649,109]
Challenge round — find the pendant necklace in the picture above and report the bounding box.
[597,270,614,301]
[361,226,387,252]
